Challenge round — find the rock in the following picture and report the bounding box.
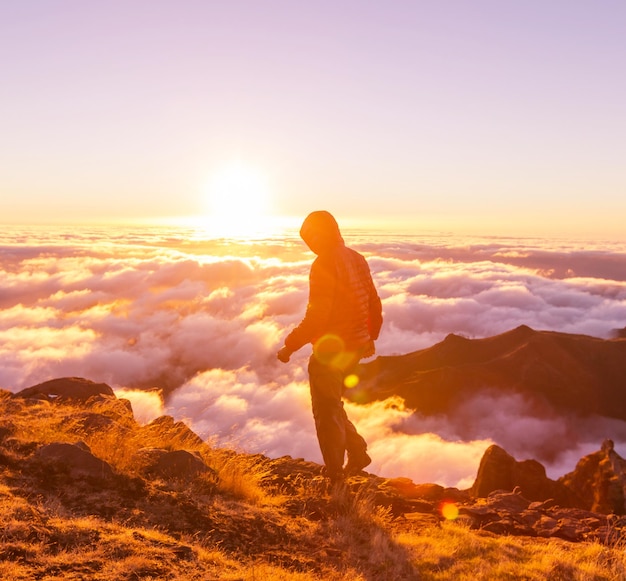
[140,416,206,450]
[74,412,127,435]
[559,439,626,514]
[458,490,617,542]
[459,505,500,526]
[135,448,213,480]
[471,445,584,508]
[482,517,535,537]
[384,478,444,500]
[528,498,559,511]
[14,378,115,402]
[35,442,114,479]
[382,479,469,509]
[546,517,585,542]
[535,515,560,537]
[87,394,134,418]
[486,489,531,512]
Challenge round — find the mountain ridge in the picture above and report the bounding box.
[355,325,626,420]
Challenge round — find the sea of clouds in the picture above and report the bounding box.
[2,225,626,488]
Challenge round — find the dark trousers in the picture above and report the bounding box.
[308,354,368,477]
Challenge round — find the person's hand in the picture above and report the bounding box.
[277,346,291,363]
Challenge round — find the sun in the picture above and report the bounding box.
[204,162,272,235]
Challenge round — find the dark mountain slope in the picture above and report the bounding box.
[355,325,626,420]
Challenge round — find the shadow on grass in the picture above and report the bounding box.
[323,481,421,580]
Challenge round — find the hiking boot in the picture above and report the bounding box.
[344,452,371,476]
[322,466,344,484]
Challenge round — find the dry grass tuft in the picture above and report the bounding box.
[206,449,279,506]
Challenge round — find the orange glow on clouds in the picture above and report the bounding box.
[2,226,626,487]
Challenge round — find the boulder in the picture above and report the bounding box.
[559,439,626,514]
[471,444,584,508]
[35,442,114,480]
[134,448,213,480]
[384,478,444,500]
[14,377,115,402]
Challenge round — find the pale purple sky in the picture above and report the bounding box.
[1,1,625,237]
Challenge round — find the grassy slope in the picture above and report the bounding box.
[1,389,625,581]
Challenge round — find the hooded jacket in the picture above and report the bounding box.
[284,211,383,357]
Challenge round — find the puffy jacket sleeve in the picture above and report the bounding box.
[283,257,335,353]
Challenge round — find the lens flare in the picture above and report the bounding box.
[440,501,459,520]
[344,374,360,389]
[313,334,345,362]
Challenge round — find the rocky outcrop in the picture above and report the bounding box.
[262,455,626,544]
[560,439,626,514]
[470,441,626,518]
[470,444,584,508]
[457,489,623,542]
[14,377,115,401]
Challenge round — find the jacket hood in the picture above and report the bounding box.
[299,211,345,255]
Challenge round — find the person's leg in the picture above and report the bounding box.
[344,422,371,474]
[341,359,371,474]
[344,420,368,458]
[308,356,346,480]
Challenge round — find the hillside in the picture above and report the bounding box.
[355,325,626,420]
[2,379,626,580]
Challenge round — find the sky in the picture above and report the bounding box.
[1,1,625,238]
[2,226,626,487]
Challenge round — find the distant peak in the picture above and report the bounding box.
[512,324,534,334]
[443,332,469,342]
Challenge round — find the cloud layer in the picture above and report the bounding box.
[2,225,626,487]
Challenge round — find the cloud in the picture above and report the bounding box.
[114,364,626,488]
[394,390,626,479]
[162,367,492,488]
[165,367,319,458]
[0,231,308,391]
[114,388,164,424]
[368,248,626,354]
[344,396,490,488]
[2,226,626,486]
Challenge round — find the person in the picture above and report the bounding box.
[277,211,383,484]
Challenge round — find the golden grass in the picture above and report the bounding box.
[205,449,279,506]
[5,399,80,445]
[397,520,626,580]
[3,391,626,580]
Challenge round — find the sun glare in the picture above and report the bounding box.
[204,162,272,236]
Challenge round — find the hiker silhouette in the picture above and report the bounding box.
[277,211,383,483]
